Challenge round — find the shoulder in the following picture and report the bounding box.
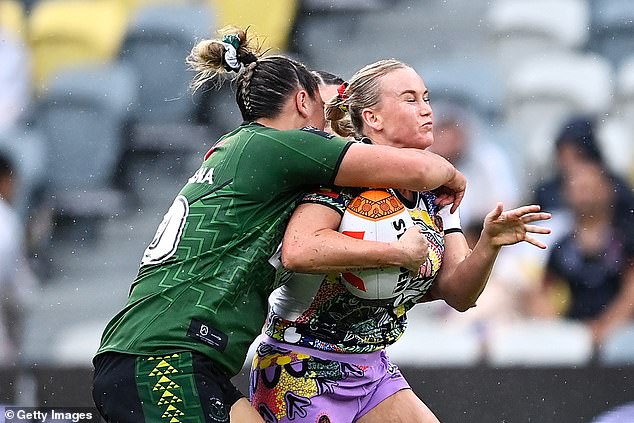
[281,127,349,143]
[298,126,337,139]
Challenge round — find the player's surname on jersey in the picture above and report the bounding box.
[188,166,215,185]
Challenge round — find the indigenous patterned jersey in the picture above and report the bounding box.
[266,188,445,354]
[97,123,352,377]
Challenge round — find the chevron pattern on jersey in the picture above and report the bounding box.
[137,192,296,314]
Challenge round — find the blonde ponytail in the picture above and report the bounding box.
[186,26,261,93]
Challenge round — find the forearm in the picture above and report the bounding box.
[282,230,409,273]
[432,233,501,312]
[335,144,457,192]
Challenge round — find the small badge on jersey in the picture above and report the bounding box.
[187,319,228,352]
[300,126,335,139]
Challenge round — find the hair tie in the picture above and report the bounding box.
[337,82,348,99]
[337,82,349,113]
[221,34,241,72]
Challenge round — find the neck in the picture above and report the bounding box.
[362,129,389,146]
[576,208,611,228]
[256,117,302,131]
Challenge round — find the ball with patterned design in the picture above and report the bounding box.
[338,190,415,300]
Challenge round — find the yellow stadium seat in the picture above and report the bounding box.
[0,0,26,39]
[208,0,298,52]
[29,0,129,88]
[118,0,187,15]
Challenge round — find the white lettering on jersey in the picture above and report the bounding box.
[188,167,214,185]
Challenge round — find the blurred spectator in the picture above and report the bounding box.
[0,152,37,365]
[531,116,634,237]
[429,104,521,228]
[0,27,30,133]
[528,160,634,344]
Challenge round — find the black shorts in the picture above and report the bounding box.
[92,351,244,423]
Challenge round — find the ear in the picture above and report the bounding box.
[361,108,383,132]
[295,90,310,118]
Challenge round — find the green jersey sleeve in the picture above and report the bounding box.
[236,126,352,199]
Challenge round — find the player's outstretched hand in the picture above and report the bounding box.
[481,203,552,249]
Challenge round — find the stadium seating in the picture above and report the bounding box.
[120,3,212,124]
[119,0,187,14]
[598,323,634,366]
[28,0,129,88]
[616,56,634,129]
[35,62,136,220]
[51,320,106,365]
[486,320,593,366]
[505,52,613,177]
[0,0,26,39]
[416,57,504,123]
[208,0,297,52]
[0,127,47,218]
[596,117,633,180]
[487,0,590,72]
[589,0,634,66]
[615,57,634,180]
[387,311,483,366]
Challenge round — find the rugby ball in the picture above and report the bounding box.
[338,190,414,300]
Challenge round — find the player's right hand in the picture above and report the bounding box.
[394,225,429,272]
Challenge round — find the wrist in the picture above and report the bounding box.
[438,205,462,234]
[477,231,503,251]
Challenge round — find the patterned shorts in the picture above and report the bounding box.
[250,337,410,423]
[93,351,244,423]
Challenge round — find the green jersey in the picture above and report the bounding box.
[97,123,352,377]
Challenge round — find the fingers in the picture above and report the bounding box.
[524,235,548,249]
[520,212,552,223]
[506,204,542,217]
[434,193,452,206]
[450,190,464,214]
[523,224,552,235]
[487,202,504,220]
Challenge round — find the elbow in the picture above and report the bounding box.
[281,243,314,273]
[447,297,476,313]
[453,302,475,313]
[281,247,304,272]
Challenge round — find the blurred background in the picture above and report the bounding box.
[0,0,633,421]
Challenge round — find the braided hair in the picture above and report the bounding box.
[187,26,319,122]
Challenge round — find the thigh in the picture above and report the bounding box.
[229,398,265,423]
[94,351,244,423]
[93,353,145,423]
[192,352,245,423]
[250,343,359,423]
[355,389,440,423]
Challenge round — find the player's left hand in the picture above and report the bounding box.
[481,203,552,249]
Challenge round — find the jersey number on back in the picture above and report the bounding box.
[141,195,189,267]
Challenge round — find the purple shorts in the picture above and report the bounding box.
[250,336,410,423]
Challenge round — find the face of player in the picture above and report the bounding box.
[370,67,434,150]
[319,83,340,135]
[305,89,327,131]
